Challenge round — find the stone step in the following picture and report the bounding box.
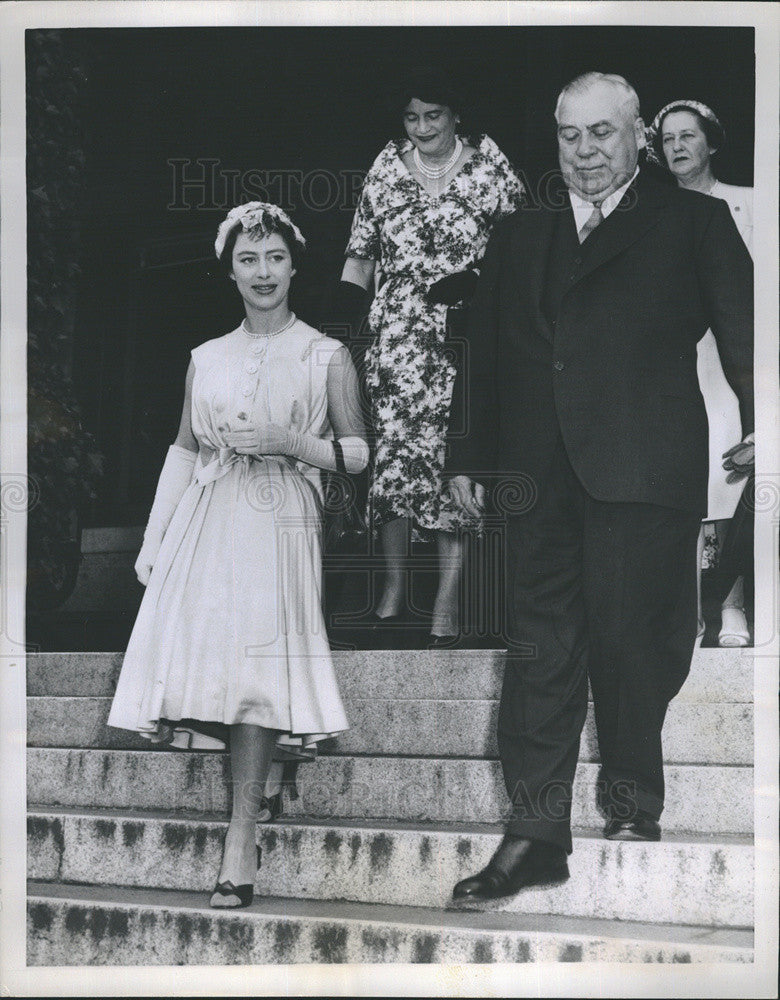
[27,881,753,965]
[26,647,754,703]
[27,747,753,834]
[27,693,754,765]
[28,807,753,928]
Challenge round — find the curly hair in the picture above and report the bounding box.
[651,104,725,163]
[391,66,465,122]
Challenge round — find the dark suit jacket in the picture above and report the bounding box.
[446,171,753,515]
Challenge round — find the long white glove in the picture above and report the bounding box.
[289,432,369,474]
[135,444,196,585]
[224,426,368,474]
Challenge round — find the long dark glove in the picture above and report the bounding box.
[426,267,480,306]
[322,280,369,342]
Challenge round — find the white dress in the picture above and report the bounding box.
[107,320,349,752]
[697,182,753,521]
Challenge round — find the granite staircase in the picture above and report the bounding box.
[27,648,754,964]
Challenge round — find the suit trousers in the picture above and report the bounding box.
[498,437,700,852]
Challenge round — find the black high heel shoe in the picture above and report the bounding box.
[210,844,262,909]
[369,613,404,650]
[257,760,301,821]
[428,633,460,649]
[257,791,283,823]
[369,612,402,629]
[370,613,432,650]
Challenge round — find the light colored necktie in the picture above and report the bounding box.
[578,201,604,244]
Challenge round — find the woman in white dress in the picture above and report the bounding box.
[648,100,754,647]
[107,202,368,907]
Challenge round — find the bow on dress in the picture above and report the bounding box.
[194,446,251,486]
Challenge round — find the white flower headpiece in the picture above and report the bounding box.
[644,100,725,167]
[214,202,306,259]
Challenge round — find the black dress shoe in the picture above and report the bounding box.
[452,836,569,903]
[604,812,661,842]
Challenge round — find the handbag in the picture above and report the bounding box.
[321,438,367,552]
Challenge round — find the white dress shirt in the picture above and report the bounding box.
[568,166,640,235]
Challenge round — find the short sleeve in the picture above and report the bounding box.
[345,167,381,260]
[497,163,526,217]
[480,136,526,219]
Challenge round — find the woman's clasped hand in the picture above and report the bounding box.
[223,423,293,457]
[721,438,754,484]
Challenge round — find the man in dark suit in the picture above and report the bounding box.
[447,72,753,902]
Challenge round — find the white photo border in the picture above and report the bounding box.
[1,2,778,996]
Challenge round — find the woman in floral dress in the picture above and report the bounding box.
[338,69,524,642]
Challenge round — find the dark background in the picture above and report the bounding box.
[31,25,756,525]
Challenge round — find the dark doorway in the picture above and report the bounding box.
[26,25,755,649]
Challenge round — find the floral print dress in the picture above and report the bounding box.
[346,134,524,534]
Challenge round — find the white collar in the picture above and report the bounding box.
[568,166,640,232]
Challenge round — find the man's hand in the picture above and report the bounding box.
[224,424,292,457]
[722,435,755,484]
[448,475,486,521]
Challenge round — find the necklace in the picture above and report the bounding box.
[413,137,462,180]
[241,313,296,339]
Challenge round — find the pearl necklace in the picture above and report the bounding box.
[413,137,462,180]
[241,313,296,339]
